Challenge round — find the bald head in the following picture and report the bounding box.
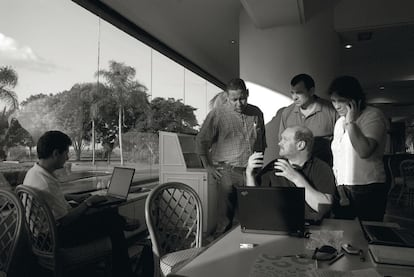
[290,126,314,153]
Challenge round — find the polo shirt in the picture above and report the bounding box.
[196,104,266,167]
[279,97,338,165]
[23,163,71,220]
[255,157,336,220]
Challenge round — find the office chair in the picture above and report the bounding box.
[399,159,414,207]
[0,189,25,277]
[145,182,204,277]
[15,185,112,277]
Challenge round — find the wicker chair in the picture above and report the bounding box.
[398,159,414,207]
[0,189,25,277]
[15,185,112,277]
[145,182,204,277]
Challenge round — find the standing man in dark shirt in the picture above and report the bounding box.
[196,78,266,235]
[246,126,336,221]
[279,74,337,166]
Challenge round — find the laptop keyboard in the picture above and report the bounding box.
[398,229,414,244]
[366,226,404,243]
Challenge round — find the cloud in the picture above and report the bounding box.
[0,33,57,72]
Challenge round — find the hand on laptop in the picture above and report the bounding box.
[65,192,91,203]
[84,195,107,207]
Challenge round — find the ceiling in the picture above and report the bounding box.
[73,0,414,120]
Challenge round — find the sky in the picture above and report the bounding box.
[0,0,290,124]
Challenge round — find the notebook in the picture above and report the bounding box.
[237,186,305,236]
[92,167,135,207]
[369,244,414,266]
[360,220,414,247]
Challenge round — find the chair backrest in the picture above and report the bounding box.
[400,159,414,188]
[145,182,203,258]
[15,185,59,271]
[0,188,25,274]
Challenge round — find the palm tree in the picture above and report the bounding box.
[0,66,19,111]
[96,61,146,165]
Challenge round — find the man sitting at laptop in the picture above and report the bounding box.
[23,130,135,277]
[246,126,336,221]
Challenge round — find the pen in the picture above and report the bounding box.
[328,252,345,265]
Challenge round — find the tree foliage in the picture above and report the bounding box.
[13,97,60,143]
[0,66,19,111]
[4,61,200,163]
[96,60,149,164]
[4,118,34,148]
[136,97,198,134]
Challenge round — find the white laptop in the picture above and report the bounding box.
[92,167,135,207]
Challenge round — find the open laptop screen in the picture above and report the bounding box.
[107,167,135,198]
[237,186,305,236]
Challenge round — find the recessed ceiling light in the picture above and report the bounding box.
[344,44,353,49]
[230,40,236,44]
[379,86,385,90]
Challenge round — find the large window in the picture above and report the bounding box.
[0,0,221,191]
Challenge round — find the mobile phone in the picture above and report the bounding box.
[341,243,359,255]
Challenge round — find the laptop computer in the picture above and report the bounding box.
[92,167,135,207]
[360,220,414,247]
[237,186,305,236]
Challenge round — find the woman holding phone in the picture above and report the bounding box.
[329,76,388,221]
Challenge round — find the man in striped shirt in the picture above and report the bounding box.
[196,78,266,235]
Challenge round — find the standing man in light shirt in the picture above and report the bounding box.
[196,78,266,235]
[278,74,337,166]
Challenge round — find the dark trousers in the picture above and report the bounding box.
[334,183,388,221]
[58,209,132,276]
[212,164,245,234]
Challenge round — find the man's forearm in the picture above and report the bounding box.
[292,174,332,212]
[346,123,377,158]
[199,154,212,168]
[245,170,255,186]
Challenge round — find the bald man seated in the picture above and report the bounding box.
[246,126,337,222]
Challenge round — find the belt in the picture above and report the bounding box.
[214,162,246,172]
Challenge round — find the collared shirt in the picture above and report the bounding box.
[196,104,266,167]
[255,157,336,220]
[23,163,71,220]
[331,106,387,185]
[279,96,338,165]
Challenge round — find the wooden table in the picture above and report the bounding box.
[176,219,414,276]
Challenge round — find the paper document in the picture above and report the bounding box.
[250,254,316,277]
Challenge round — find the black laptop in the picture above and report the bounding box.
[92,167,135,207]
[360,220,414,247]
[237,186,305,236]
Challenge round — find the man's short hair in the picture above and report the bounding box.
[226,78,248,93]
[37,131,72,159]
[291,74,315,90]
[293,126,314,152]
